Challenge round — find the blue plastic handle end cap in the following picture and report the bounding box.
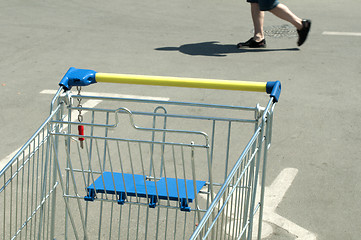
[266,81,281,102]
[59,67,97,90]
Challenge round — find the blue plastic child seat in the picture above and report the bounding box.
[85,172,206,212]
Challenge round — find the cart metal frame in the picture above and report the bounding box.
[0,67,280,239]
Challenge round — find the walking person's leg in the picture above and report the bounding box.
[251,3,265,42]
[237,0,311,48]
[270,3,311,46]
[269,3,302,29]
[237,2,267,48]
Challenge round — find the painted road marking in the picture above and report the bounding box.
[0,99,102,172]
[0,148,23,173]
[1,90,169,172]
[40,90,170,101]
[323,31,361,37]
[261,168,316,239]
[200,168,316,239]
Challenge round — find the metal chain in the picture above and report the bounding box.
[76,86,83,122]
[76,86,85,149]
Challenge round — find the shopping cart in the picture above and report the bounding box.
[0,67,281,240]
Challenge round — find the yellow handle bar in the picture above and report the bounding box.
[59,67,281,102]
[96,73,267,92]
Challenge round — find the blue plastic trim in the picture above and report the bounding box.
[149,196,158,208]
[84,193,95,202]
[59,67,97,90]
[86,172,206,211]
[180,198,191,212]
[266,81,281,102]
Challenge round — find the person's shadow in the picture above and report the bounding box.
[155,41,299,57]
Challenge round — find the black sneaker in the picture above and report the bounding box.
[297,19,311,46]
[249,38,266,48]
[237,38,266,48]
[237,38,253,48]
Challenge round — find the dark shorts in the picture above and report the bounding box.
[247,0,279,11]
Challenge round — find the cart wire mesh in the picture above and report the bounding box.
[0,69,280,240]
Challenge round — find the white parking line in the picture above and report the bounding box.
[200,168,316,239]
[1,90,169,172]
[0,99,102,172]
[262,168,317,239]
[0,148,22,172]
[323,31,361,37]
[40,90,170,101]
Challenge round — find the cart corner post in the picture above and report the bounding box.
[266,81,281,102]
[59,67,97,90]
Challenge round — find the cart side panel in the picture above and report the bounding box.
[0,105,62,240]
[191,99,275,240]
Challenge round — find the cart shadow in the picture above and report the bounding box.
[155,41,299,57]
